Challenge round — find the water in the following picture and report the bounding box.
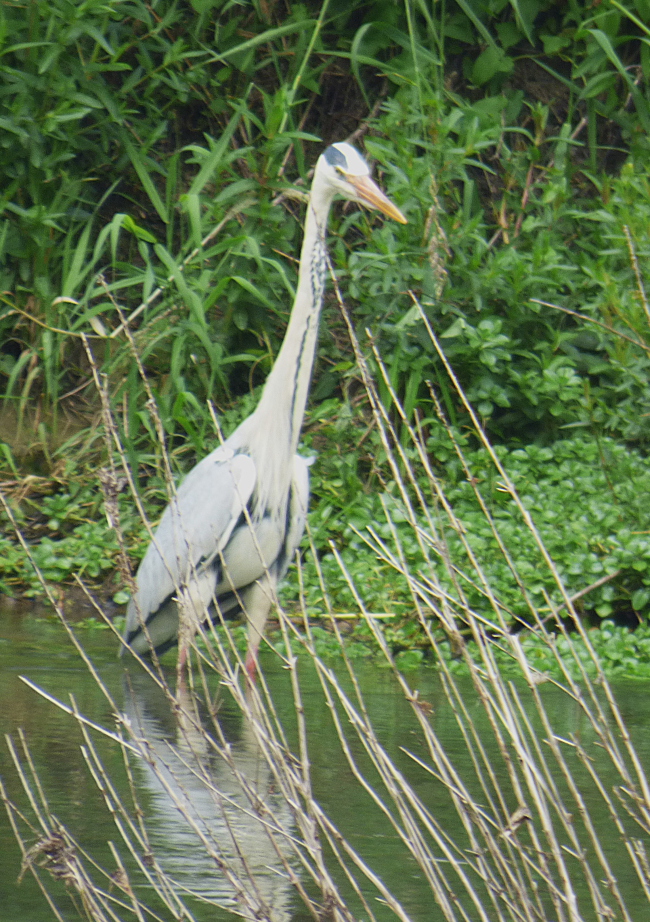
[2,601,650,921]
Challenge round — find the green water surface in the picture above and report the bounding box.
[2,601,650,921]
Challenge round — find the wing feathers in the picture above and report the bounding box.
[123,449,311,656]
[124,449,256,642]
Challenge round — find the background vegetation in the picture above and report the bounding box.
[2,0,650,663]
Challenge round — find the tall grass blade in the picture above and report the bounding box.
[120,132,170,225]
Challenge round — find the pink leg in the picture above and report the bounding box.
[244,644,258,684]
[243,582,272,684]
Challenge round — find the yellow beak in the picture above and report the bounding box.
[347,174,407,224]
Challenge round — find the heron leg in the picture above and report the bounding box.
[244,649,257,683]
[175,585,208,686]
[242,578,274,681]
[177,638,188,671]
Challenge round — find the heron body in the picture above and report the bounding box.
[122,142,406,676]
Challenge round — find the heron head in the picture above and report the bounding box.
[318,142,407,224]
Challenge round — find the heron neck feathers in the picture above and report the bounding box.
[240,178,334,517]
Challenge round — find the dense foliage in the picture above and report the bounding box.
[2,0,650,663]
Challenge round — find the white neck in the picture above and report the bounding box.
[233,177,334,514]
[260,185,333,443]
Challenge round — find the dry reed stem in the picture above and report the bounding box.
[3,277,650,922]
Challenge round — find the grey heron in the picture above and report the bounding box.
[122,141,406,677]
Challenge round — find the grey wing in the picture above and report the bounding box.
[123,446,256,648]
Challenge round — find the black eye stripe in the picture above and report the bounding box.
[323,144,347,169]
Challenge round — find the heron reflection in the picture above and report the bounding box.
[122,673,295,921]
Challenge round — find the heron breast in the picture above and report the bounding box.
[214,516,284,593]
